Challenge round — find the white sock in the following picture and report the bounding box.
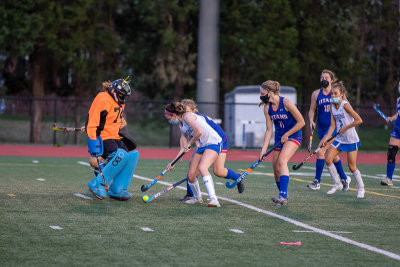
[327,164,341,185]
[188,180,201,199]
[352,169,364,190]
[202,175,217,199]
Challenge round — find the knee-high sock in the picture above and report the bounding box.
[315,159,325,182]
[387,163,395,180]
[276,181,280,191]
[279,175,289,199]
[327,163,341,185]
[186,178,194,195]
[352,169,364,189]
[334,160,347,180]
[225,168,240,180]
[109,150,139,193]
[202,175,217,199]
[188,180,201,199]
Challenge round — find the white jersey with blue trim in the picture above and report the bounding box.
[331,100,359,144]
[180,112,222,148]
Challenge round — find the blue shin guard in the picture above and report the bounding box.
[108,150,139,201]
[88,149,129,200]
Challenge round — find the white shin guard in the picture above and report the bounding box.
[188,180,201,199]
[202,175,217,199]
[327,164,341,185]
[352,169,364,189]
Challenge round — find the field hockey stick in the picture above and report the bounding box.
[140,151,187,192]
[292,133,338,171]
[225,142,281,189]
[52,123,84,132]
[96,157,109,192]
[307,125,315,153]
[142,177,187,203]
[373,104,400,132]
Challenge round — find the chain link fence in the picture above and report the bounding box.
[0,96,393,150]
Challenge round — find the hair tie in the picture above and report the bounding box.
[164,109,174,115]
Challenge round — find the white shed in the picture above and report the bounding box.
[224,85,297,148]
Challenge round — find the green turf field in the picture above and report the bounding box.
[1,156,400,266]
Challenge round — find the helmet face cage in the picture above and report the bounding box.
[111,79,131,104]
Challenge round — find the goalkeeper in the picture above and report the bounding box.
[86,78,139,201]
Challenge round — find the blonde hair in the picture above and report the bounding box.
[321,69,338,83]
[181,99,199,113]
[165,102,186,116]
[332,81,347,98]
[102,80,112,91]
[261,80,280,94]
[258,80,280,106]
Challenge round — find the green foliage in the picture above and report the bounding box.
[117,0,199,99]
[220,0,299,93]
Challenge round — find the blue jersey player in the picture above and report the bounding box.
[382,81,400,187]
[179,99,244,201]
[307,69,350,191]
[259,80,305,206]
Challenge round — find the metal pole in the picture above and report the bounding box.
[196,0,220,118]
[53,99,57,146]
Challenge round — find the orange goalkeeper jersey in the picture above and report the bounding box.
[86,92,125,140]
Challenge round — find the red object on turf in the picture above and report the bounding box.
[280,241,301,246]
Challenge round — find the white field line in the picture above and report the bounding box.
[78,161,91,167]
[249,171,400,182]
[293,230,352,234]
[133,174,400,261]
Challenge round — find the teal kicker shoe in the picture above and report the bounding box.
[107,190,132,201]
[88,180,107,200]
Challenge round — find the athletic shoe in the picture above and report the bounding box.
[88,182,107,200]
[179,193,194,201]
[271,196,287,206]
[341,176,351,192]
[184,197,203,204]
[207,197,221,207]
[307,179,320,190]
[327,183,343,195]
[381,177,393,186]
[357,188,365,198]
[107,190,132,201]
[237,180,245,193]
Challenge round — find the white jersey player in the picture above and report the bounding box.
[164,102,222,207]
[322,81,365,198]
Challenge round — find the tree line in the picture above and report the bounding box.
[0,0,399,143]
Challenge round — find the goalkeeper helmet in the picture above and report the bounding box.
[111,79,131,105]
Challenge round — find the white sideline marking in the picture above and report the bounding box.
[250,171,400,182]
[215,182,224,185]
[36,178,45,182]
[50,226,63,230]
[293,230,352,234]
[32,160,39,164]
[132,174,400,261]
[74,193,93,200]
[230,229,244,234]
[302,166,316,170]
[78,161,91,167]
[141,227,154,232]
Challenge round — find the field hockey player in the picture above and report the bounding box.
[307,69,350,190]
[259,80,305,206]
[164,102,222,207]
[323,81,365,198]
[86,78,139,201]
[381,81,400,187]
[179,99,244,201]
